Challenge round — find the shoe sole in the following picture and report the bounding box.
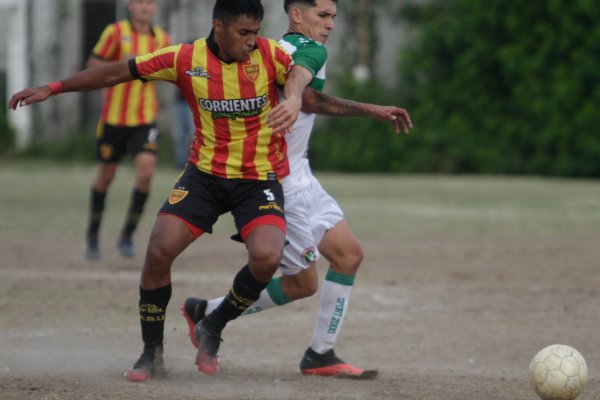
[195,350,218,376]
[302,365,379,380]
[181,303,200,349]
[124,367,152,382]
[118,247,135,258]
[85,249,101,261]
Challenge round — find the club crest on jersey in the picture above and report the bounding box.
[185,66,211,78]
[168,188,189,205]
[244,64,260,82]
[301,247,316,264]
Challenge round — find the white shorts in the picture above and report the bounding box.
[280,176,344,275]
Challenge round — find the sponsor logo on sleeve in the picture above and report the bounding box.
[185,66,211,78]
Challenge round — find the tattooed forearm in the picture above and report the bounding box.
[302,88,369,117]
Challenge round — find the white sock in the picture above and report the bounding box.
[240,288,278,315]
[309,268,355,354]
[205,296,224,315]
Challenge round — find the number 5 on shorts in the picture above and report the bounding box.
[263,189,275,201]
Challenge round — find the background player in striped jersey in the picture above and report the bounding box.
[182,0,412,379]
[85,0,170,260]
[10,0,317,382]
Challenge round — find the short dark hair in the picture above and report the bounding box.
[284,0,337,14]
[213,0,264,23]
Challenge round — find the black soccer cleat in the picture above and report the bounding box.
[181,297,208,348]
[300,348,378,379]
[117,235,135,258]
[86,234,101,261]
[124,345,166,382]
[194,322,222,376]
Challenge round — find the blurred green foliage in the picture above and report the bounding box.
[310,73,411,172]
[8,0,600,177]
[18,129,176,166]
[19,129,98,162]
[397,0,600,176]
[312,0,600,176]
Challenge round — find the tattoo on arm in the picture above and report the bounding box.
[307,90,369,117]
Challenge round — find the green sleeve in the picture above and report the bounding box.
[292,44,327,78]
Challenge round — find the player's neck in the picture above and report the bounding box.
[131,19,152,34]
[287,24,312,41]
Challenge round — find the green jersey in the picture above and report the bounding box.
[279,33,328,194]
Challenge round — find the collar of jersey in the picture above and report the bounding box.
[283,31,305,38]
[207,29,258,64]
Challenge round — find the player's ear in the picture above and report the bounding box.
[290,7,303,24]
[213,19,224,34]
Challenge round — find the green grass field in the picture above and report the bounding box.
[1,160,598,241]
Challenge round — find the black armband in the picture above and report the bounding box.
[128,59,147,82]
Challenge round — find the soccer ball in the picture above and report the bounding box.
[529,344,588,400]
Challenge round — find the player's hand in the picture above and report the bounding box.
[266,96,302,134]
[368,105,413,135]
[8,86,53,110]
[390,107,413,135]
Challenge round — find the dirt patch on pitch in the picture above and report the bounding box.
[1,231,599,400]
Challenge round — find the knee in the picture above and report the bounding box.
[349,242,365,270]
[248,244,283,282]
[291,274,318,299]
[141,246,172,285]
[329,241,364,275]
[280,267,318,300]
[94,174,114,192]
[136,174,153,192]
[145,241,175,269]
[299,275,318,298]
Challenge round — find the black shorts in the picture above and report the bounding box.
[96,123,159,162]
[159,164,286,241]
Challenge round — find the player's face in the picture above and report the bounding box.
[214,15,261,63]
[128,0,157,25]
[297,0,337,44]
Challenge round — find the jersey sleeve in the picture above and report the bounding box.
[291,43,327,78]
[273,42,295,86]
[133,44,181,83]
[92,23,119,61]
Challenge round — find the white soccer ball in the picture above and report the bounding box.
[529,344,588,400]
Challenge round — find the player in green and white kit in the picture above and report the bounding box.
[183,0,412,378]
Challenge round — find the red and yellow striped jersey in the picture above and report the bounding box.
[133,36,294,180]
[92,19,170,126]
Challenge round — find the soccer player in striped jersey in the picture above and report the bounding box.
[85,0,170,260]
[182,0,412,379]
[10,0,316,382]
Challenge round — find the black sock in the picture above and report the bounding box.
[203,265,267,333]
[139,284,171,350]
[87,188,106,237]
[123,189,149,237]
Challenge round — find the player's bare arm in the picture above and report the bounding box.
[85,54,111,69]
[266,64,314,133]
[301,87,413,134]
[8,60,133,110]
